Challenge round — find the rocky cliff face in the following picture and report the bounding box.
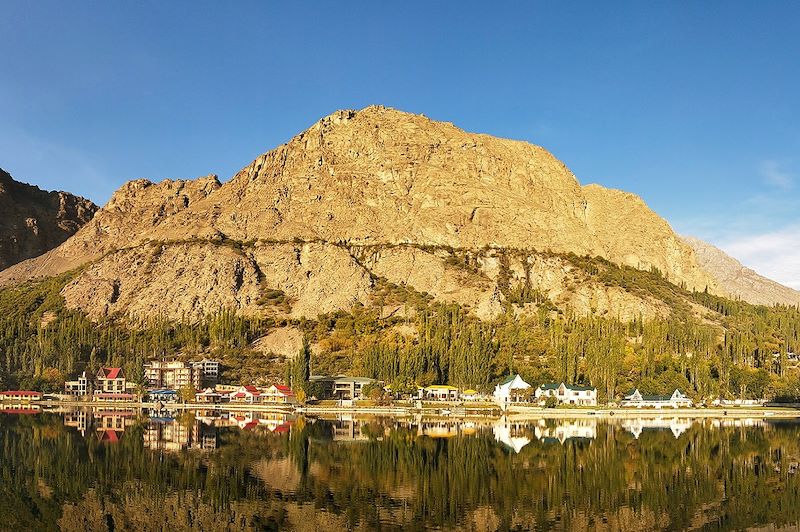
[1,106,784,323]
[140,106,715,292]
[0,169,97,270]
[683,236,800,307]
[0,175,220,284]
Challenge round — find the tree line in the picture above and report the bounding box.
[0,258,798,401]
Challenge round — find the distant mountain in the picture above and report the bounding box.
[683,236,800,307]
[0,169,97,271]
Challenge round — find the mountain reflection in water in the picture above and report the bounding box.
[0,408,798,531]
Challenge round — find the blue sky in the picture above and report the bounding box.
[1,2,799,287]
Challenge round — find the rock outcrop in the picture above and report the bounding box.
[0,169,97,270]
[2,106,791,322]
[683,236,800,307]
[0,175,220,285]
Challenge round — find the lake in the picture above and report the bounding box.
[1,408,799,531]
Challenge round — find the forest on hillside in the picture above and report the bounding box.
[0,252,798,402]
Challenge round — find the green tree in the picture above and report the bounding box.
[178,384,197,403]
[290,337,311,392]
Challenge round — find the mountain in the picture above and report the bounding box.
[0,169,98,271]
[2,106,800,396]
[0,106,791,324]
[683,236,800,307]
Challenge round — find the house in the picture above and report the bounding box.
[308,375,378,400]
[95,367,128,395]
[620,389,693,409]
[262,385,296,404]
[421,385,460,401]
[92,392,136,402]
[493,374,531,406]
[535,383,598,406]
[148,389,179,403]
[335,376,378,399]
[64,371,90,397]
[0,390,42,402]
[307,375,380,400]
[195,388,224,404]
[460,389,481,401]
[229,385,262,403]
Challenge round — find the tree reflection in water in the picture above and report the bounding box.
[0,411,799,531]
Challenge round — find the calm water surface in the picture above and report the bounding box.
[1,408,799,531]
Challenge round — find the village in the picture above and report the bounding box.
[0,357,738,412]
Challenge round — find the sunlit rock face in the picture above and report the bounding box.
[7,105,792,323]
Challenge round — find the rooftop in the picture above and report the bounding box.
[499,374,523,386]
[99,367,123,379]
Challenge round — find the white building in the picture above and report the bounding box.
[535,382,597,406]
[144,360,200,389]
[64,371,90,397]
[145,359,222,390]
[420,385,460,401]
[493,374,531,407]
[620,389,693,409]
[191,359,221,385]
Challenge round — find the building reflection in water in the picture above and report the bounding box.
[493,419,532,453]
[61,407,137,442]
[55,407,779,456]
[619,417,695,439]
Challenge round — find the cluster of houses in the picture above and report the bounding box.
[491,374,694,409]
[1,358,696,409]
[65,360,301,405]
[60,360,223,403]
[492,374,599,407]
[59,364,387,405]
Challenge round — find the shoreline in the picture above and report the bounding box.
[4,399,799,420]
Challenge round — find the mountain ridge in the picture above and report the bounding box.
[1,106,796,322]
[683,236,800,307]
[0,168,98,271]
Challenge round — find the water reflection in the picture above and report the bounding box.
[1,409,799,531]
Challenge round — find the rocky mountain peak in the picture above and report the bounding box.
[0,169,98,271]
[2,107,796,321]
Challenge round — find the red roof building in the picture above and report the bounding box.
[230,385,262,403]
[95,367,128,395]
[99,367,123,380]
[92,393,135,402]
[0,391,43,401]
[262,384,297,404]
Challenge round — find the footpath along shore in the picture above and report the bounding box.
[11,399,800,420]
